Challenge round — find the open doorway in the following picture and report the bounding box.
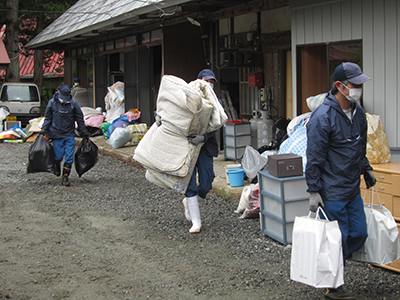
[297,40,362,114]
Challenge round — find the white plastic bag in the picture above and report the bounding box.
[352,188,400,265]
[241,145,268,180]
[0,107,10,121]
[234,184,253,214]
[239,184,259,219]
[290,207,344,288]
[107,127,132,149]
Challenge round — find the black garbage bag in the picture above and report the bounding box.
[75,136,98,177]
[257,116,291,153]
[75,126,103,138]
[27,133,55,174]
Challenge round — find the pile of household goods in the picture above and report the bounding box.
[133,75,228,194]
[99,82,147,149]
[233,91,392,220]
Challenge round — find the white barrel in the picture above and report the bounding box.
[257,116,274,148]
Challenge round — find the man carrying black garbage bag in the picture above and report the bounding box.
[305,62,376,299]
[40,85,89,186]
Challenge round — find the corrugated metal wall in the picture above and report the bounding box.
[291,0,400,148]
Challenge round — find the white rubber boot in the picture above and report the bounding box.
[182,197,191,222]
[187,196,201,234]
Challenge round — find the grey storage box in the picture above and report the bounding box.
[268,153,303,178]
[258,170,309,245]
[224,122,251,160]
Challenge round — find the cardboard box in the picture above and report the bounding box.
[268,153,303,178]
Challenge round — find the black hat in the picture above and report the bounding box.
[59,85,71,101]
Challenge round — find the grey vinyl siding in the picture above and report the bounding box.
[291,0,400,148]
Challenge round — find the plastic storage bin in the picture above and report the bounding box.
[225,135,251,148]
[258,170,309,245]
[224,122,251,136]
[224,122,251,160]
[224,146,246,161]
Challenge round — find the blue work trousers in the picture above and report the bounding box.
[185,149,215,198]
[52,137,76,166]
[322,193,368,262]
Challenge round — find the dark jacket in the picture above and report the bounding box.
[42,92,87,139]
[202,130,219,157]
[305,90,372,202]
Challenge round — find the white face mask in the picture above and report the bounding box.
[209,82,214,90]
[340,82,362,102]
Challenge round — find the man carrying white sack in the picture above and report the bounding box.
[156,69,223,234]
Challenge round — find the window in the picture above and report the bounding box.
[297,40,362,114]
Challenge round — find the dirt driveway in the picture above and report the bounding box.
[0,143,399,300]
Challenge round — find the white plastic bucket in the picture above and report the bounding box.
[224,164,242,184]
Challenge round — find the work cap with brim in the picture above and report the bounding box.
[74,77,80,82]
[333,62,371,84]
[197,69,217,82]
[59,85,71,101]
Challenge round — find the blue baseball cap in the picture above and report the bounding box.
[332,62,370,85]
[197,69,217,82]
[74,77,80,82]
[59,85,71,101]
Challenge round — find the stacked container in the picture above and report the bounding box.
[258,170,309,245]
[223,122,251,160]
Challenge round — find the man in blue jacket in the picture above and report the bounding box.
[305,62,376,299]
[40,85,88,186]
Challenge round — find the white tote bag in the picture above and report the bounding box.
[352,187,400,265]
[290,207,344,288]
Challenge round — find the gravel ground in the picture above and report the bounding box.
[0,142,399,300]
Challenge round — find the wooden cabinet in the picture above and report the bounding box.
[361,162,400,272]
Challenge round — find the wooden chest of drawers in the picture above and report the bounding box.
[360,162,400,272]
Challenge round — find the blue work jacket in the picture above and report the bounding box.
[305,90,372,202]
[42,92,87,139]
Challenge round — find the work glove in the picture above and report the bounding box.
[364,170,377,189]
[309,192,324,213]
[188,134,205,145]
[39,129,46,135]
[155,114,162,126]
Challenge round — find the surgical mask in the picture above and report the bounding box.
[340,82,362,102]
[74,82,79,86]
[209,82,214,90]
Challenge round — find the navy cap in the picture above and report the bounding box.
[332,62,371,85]
[74,77,80,82]
[197,69,217,82]
[59,85,71,101]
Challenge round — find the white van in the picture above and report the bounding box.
[0,82,41,127]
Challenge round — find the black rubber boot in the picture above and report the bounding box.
[62,164,71,186]
[54,162,61,177]
[324,286,355,299]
